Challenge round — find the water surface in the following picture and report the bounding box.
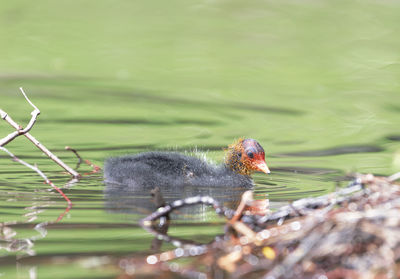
[1,1,400,278]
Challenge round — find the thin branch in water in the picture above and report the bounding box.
[84,159,102,174]
[65,146,83,170]
[141,195,234,226]
[65,145,101,174]
[54,205,72,223]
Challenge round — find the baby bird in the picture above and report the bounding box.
[104,138,270,189]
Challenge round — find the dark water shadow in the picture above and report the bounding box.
[53,144,227,153]
[274,144,383,157]
[0,74,94,81]
[53,144,155,152]
[44,118,221,126]
[0,154,74,160]
[104,181,247,218]
[386,104,400,113]
[94,89,305,116]
[160,145,226,152]
[386,135,400,141]
[2,75,304,120]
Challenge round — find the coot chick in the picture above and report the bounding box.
[104,138,270,189]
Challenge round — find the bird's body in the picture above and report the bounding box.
[104,151,253,188]
[104,139,269,189]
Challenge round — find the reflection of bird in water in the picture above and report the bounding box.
[104,138,270,189]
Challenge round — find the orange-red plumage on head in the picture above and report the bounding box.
[225,138,270,176]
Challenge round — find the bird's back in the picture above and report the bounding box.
[104,151,253,189]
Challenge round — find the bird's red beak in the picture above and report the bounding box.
[254,160,270,174]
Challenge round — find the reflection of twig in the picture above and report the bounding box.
[0,146,72,207]
[0,222,35,256]
[55,204,72,222]
[0,87,80,178]
[64,177,80,188]
[0,203,72,258]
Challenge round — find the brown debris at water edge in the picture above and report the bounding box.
[133,172,400,279]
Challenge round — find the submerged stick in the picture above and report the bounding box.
[65,146,101,174]
[65,146,83,170]
[0,88,79,178]
[141,195,235,226]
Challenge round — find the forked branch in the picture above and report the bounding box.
[0,88,80,178]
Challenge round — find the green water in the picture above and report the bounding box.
[1,1,400,278]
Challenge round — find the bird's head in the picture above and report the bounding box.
[225,138,270,176]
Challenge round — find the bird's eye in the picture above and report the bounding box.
[247,152,254,159]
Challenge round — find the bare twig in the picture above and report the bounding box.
[18,87,40,134]
[24,133,80,177]
[0,88,40,146]
[0,88,80,178]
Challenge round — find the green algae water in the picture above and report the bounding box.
[1,1,400,278]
